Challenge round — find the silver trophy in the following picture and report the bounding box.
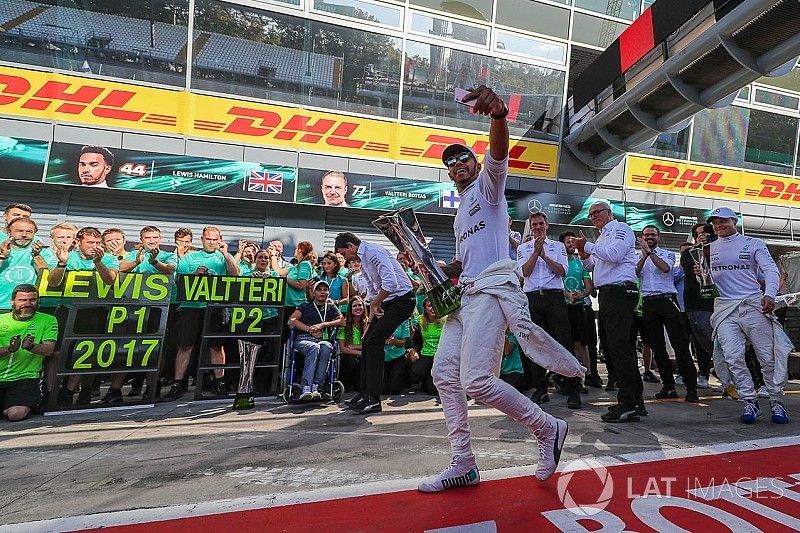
[233,340,260,410]
[373,208,460,319]
[689,244,719,299]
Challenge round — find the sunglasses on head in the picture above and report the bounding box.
[445,152,472,168]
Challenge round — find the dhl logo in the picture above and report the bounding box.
[0,67,556,177]
[630,164,740,195]
[627,155,800,206]
[746,179,800,202]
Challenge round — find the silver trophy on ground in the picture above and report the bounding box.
[372,207,461,319]
[233,340,260,410]
[689,244,719,299]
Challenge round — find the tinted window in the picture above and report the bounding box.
[410,11,488,46]
[192,0,402,119]
[409,0,492,22]
[639,125,690,160]
[691,107,797,176]
[575,0,640,21]
[403,40,565,140]
[313,0,402,28]
[495,0,571,40]
[0,0,189,86]
[571,12,628,48]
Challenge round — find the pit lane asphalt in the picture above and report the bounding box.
[2,378,799,525]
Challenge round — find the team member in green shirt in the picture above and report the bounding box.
[408,298,443,395]
[161,226,239,402]
[0,284,58,421]
[338,295,368,394]
[500,330,525,392]
[51,227,120,406]
[103,226,179,403]
[0,203,32,243]
[0,217,58,311]
[384,318,412,395]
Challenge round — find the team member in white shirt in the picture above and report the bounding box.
[336,232,415,415]
[518,212,582,409]
[574,201,644,423]
[702,207,789,424]
[417,86,584,494]
[636,225,699,403]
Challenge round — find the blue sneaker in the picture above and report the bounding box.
[770,400,789,424]
[740,399,761,424]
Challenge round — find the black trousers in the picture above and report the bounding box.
[361,292,416,398]
[598,283,642,409]
[526,290,579,393]
[407,356,437,395]
[642,295,698,390]
[384,357,406,395]
[584,307,600,377]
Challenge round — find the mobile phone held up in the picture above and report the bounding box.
[454,88,477,108]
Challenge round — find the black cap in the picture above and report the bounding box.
[441,144,478,166]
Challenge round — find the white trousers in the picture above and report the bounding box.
[715,301,783,400]
[433,286,550,457]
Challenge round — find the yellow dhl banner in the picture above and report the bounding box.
[627,155,800,206]
[0,65,557,178]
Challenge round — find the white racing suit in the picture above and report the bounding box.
[711,296,793,400]
[433,259,586,456]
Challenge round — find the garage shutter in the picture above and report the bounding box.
[323,209,456,262]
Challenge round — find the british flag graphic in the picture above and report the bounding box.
[248,171,283,194]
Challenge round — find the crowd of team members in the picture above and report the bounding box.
[0,202,453,419]
[0,197,792,425]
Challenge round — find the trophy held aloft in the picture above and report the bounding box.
[373,208,461,319]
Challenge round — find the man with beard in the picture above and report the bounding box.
[51,227,119,406]
[0,204,32,242]
[77,146,114,187]
[636,225,699,403]
[416,86,584,493]
[0,218,57,312]
[0,284,58,421]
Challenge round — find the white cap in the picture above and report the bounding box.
[707,207,738,223]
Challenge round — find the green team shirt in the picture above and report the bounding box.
[565,256,591,305]
[0,311,58,381]
[123,249,177,274]
[177,250,229,308]
[337,325,363,346]
[0,246,57,310]
[238,261,254,277]
[285,260,313,306]
[65,250,120,271]
[416,315,445,357]
[384,319,411,362]
[500,333,524,375]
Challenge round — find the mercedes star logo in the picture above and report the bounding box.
[528,199,543,214]
[662,212,675,227]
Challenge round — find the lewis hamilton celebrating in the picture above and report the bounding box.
[418,86,585,493]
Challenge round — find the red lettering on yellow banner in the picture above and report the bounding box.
[647,164,679,185]
[0,74,31,106]
[757,179,784,199]
[223,106,282,136]
[325,122,366,149]
[92,90,145,122]
[21,81,104,113]
[275,115,336,142]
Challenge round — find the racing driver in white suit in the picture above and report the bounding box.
[417,86,586,493]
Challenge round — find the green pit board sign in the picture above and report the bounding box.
[39,271,172,411]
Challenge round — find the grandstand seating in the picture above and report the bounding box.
[195,33,339,89]
[0,0,339,89]
[9,3,186,60]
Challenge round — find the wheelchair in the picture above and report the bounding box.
[281,328,344,404]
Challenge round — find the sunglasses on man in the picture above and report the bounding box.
[445,152,473,168]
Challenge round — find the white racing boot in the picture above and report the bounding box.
[418,454,480,493]
[533,415,568,481]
